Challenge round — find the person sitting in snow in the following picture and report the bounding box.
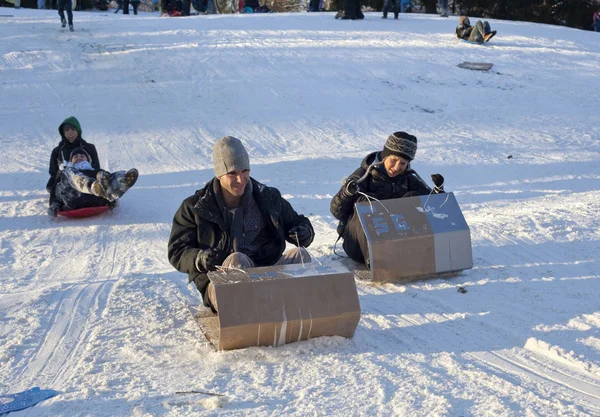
[168,136,315,313]
[47,117,138,216]
[335,0,363,20]
[330,132,445,267]
[455,15,496,43]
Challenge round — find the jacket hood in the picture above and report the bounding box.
[58,116,82,139]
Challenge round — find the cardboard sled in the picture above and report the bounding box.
[204,263,361,351]
[356,192,472,283]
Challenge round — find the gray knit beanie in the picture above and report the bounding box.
[382,131,418,161]
[212,136,250,178]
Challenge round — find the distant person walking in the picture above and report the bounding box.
[58,0,74,31]
[594,10,600,32]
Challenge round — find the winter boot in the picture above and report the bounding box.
[394,14,398,19]
[108,169,138,200]
[381,13,387,19]
[484,30,497,42]
[69,24,74,32]
[334,10,344,19]
[90,179,113,201]
[61,17,66,27]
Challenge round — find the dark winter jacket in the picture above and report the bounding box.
[455,22,473,40]
[330,151,436,223]
[168,177,314,307]
[47,117,100,204]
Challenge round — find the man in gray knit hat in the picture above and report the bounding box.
[168,136,314,312]
[330,131,445,266]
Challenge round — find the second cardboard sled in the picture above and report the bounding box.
[198,263,361,351]
[356,192,472,283]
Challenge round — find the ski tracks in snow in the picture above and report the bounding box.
[10,280,116,392]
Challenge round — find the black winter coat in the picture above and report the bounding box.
[330,151,435,223]
[455,23,473,40]
[168,177,314,307]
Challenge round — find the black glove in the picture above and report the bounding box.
[196,248,219,272]
[343,179,361,197]
[289,225,312,247]
[431,174,444,193]
[48,202,61,217]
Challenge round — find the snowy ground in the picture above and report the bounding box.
[1,7,600,416]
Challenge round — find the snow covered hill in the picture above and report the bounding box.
[1,7,599,416]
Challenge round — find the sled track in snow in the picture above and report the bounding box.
[12,280,116,390]
[389,288,600,412]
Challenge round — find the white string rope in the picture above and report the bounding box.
[293,233,306,268]
[356,190,391,215]
[215,265,246,274]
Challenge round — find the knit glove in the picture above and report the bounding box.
[195,248,219,272]
[289,225,313,247]
[431,174,444,193]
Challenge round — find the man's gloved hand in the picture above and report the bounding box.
[289,225,313,247]
[195,248,219,272]
[343,179,361,197]
[431,174,444,193]
[48,202,61,217]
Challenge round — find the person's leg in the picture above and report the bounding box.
[342,213,370,266]
[393,0,399,18]
[38,0,45,9]
[468,20,485,42]
[100,168,138,200]
[54,177,80,210]
[207,252,255,312]
[132,1,138,13]
[58,0,66,24]
[382,0,390,18]
[64,0,73,26]
[275,247,312,265]
[483,21,491,34]
[61,168,96,194]
[221,252,255,269]
[14,0,20,8]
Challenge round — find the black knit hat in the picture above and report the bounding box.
[70,147,90,163]
[381,132,417,161]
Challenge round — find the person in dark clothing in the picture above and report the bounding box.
[455,15,496,43]
[330,132,445,266]
[594,10,600,32]
[49,148,139,216]
[381,0,399,19]
[58,0,74,31]
[168,136,315,312]
[47,117,138,215]
[335,0,363,20]
[47,116,100,200]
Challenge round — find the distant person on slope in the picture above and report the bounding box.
[168,136,314,313]
[455,15,496,43]
[594,10,600,32]
[58,0,74,31]
[330,132,445,267]
[381,0,399,20]
[47,117,138,216]
[335,0,363,20]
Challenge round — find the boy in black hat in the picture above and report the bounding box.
[330,131,445,266]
